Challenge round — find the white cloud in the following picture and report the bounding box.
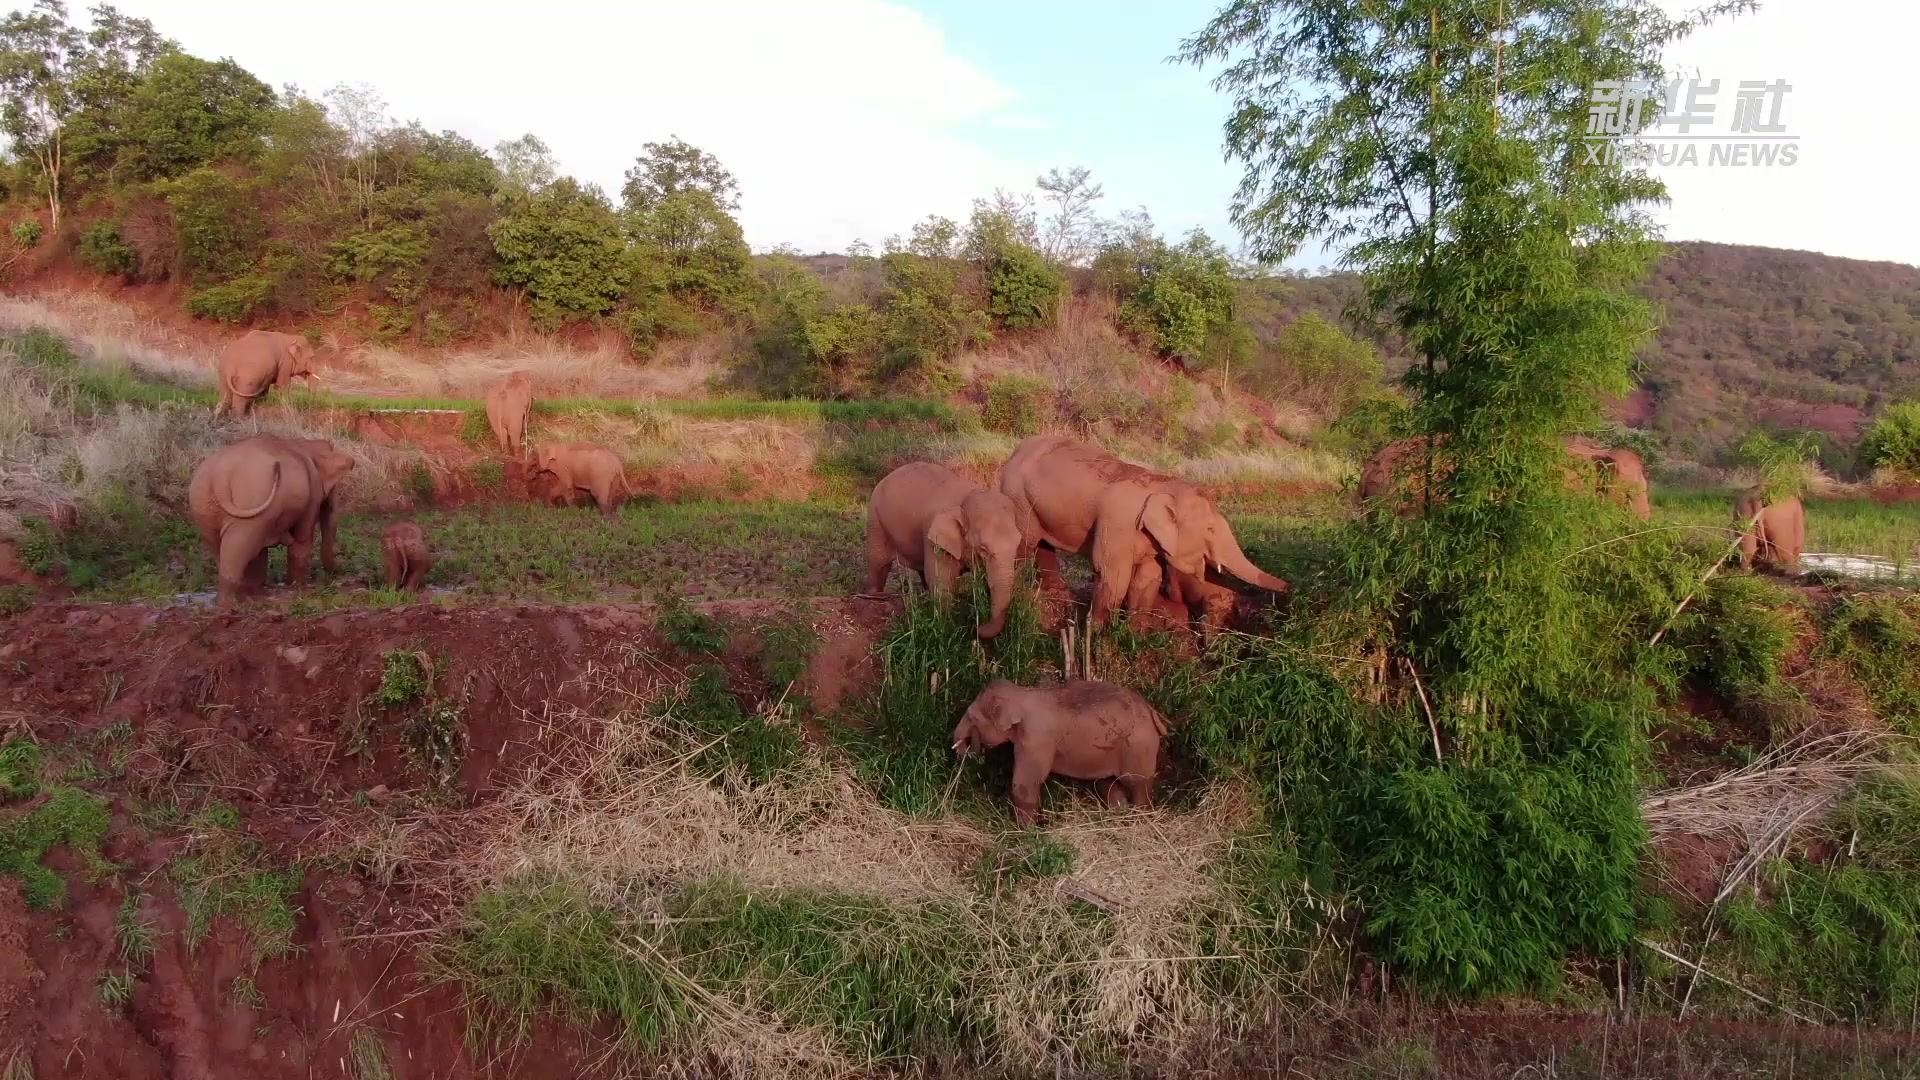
[114,0,1040,253]
[1651,0,1918,264]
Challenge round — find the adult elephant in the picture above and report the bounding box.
[484,372,534,457]
[1735,488,1805,573]
[863,461,1023,639]
[1360,434,1652,520]
[214,330,321,419]
[187,434,355,606]
[533,442,628,518]
[998,435,1290,630]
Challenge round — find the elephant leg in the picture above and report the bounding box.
[1739,527,1758,570]
[216,530,263,607]
[863,515,894,594]
[244,548,270,591]
[1034,544,1067,595]
[592,481,617,519]
[1009,746,1054,827]
[1122,558,1165,631]
[1102,779,1128,809]
[407,560,428,591]
[286,536,314,589]
[1122,773,1154,810]
[382,545,403,589]
[317,501,340,574]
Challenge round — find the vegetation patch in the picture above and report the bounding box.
[169,804,302,962]
[0,788,112,909]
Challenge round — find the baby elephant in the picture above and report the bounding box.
[953,678,1169,826]
[381,522,432,591]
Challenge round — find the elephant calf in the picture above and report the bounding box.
[865,461,1023,638]
[484,372,534,458]
[953,678,1169,826]
[381,522,431,591]
[533,442,629,518]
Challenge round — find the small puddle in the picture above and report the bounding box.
[1802,552,1917,581]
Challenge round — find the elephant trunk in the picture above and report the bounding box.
[1210,526,1290,594]
[977,552,1015,639]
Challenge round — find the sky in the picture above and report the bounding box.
[103,0,1918,269]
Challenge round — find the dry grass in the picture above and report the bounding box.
[393,658,1264,1075]
[0,288,726,401]
[1176,446,1356,489]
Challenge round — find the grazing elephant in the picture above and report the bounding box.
[1360,434,1653,520]
[864,461,1024,638]
[1736,489,1805,573]
[998,435,1289,630]
[381,522,431,591]
[484,372,533,458]
[214,330,320,419]
[953,678,1169,826]
[187,435,355,606]
[534,442,628,518]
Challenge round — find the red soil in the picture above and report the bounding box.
[0,598,882,1077]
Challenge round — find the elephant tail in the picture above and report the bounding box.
[217,460,281,520]
[226,370,267,401]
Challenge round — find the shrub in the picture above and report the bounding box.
[983,243,1061,330]
[1860,401,1920,480]
[9,219,41,248]
[78,220,139,277]
[982,374,1052,436]
[877,254,990,391]
[185,276,274,323]
[488,178,629,328]
[164,167,265,282]
[1110,228,1237,361]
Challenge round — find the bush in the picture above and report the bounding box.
[10,219,42,249]
[488,178,629,328]
[876,254,990,391]
[78,221,139,277]
[185,276,274,323]
[983,244,1060,330]
[1860,401,1920,480]
[164,168,265,282]
[981,374,1052,436]
[1110,229,1237,361]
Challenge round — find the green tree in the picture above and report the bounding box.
[488,177,628,328]
[163,165,261,281]
[491,132,555,196]
[0,0,86,228]
[1859,401,1920,480]
[1248,311,1384,413]
[620,135,738,214]
[1111,228,1237,361]
[1180,0,1749,993]
[114,52,272,180]
[966,192,1059,330]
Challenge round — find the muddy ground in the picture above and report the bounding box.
[0,599,1913,1078]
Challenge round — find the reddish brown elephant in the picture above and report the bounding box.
[214,330,320,418]
[381,521,431,591]
[998,435,1289,631]
[864,461,1024,638]
[187,435,354,606]
[1735,489,1805,573]
[953,678,1169,826]
[1359,434,1652,520]
[484,372,533,458]
[533,442,628,518]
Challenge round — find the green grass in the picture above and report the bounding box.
[0,741,43,802]
[1653,488,1920,568]
[169,806,302,963]
[116,891,158,971]
[97,968,134,1011]
[0,787,111,909]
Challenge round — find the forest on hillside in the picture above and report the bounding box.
[0,3,1913,465]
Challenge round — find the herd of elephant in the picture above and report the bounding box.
[184,328,1807,822]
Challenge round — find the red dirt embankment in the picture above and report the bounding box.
[0,598,887,1078]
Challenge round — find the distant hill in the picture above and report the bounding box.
[1248,242,1920,462]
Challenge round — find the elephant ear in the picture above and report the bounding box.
[1136,491,1180,557]
[928,508,967,561]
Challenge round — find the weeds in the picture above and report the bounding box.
[116,892,158,971]
[405,698,467,789]
[171,810,301,963]
[756,608,818,696]
[97,968,133,1011]
[370,650,433,710]
[0,741,42,802]
[0,586,31,616]
[1819,593,1920,735]
[974,831,1077,896]
[348,1030,392,1080]
[226,975,264,1009]
[0,787,111,909]
[658,596,727,655]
